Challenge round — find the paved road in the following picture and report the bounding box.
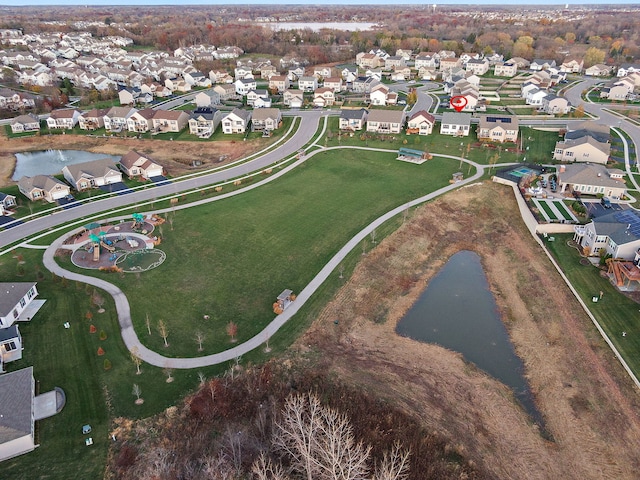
[0,110,324,249]
[42,148,486,368]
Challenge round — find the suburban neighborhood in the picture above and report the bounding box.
[2,3,640,480]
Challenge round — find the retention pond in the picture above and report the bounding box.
[13,150,121,180]
[396,250,546,431]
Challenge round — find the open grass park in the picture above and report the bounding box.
[1,147,461,479]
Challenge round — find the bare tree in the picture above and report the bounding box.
[163,365,174,383]
[197,371,207,386]
[158,320,169,347]
[226,321,238,343]
[370,228,377,244]
[130,346,143,375]
[264,331,272,353]
[273,392,371,480]
[252,453,290,480]
[195,330,205,351]
[374,442,411,480]
[339,264,344,279]
[92,289,106,313]
[145,313,152,335]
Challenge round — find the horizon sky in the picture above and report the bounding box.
[2,0,640,6]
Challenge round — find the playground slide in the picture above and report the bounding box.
[93,243,100,261]
[100,240,115,252]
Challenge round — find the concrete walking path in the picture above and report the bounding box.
[42,150,485,368]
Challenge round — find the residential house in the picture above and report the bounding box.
[46,109,81,130]
[356,53,384,69]
[439,57,462,72]
[164,78,191,93]
[118,88,136,106]
[406,110,435,136]
[260,64,278,79]
[477,115,519,143]
[352,76,379,94]
[151,110,190,133]
[340,65,359,83]
[221,108,251,134]
[465,58,489,76]
[560,58,584,73]
[287,66,306,81]
[251,108,282,132]
[103,106,137,132]
[0,367,35,461]
[494,62,518,77]
[366,109,405,134]
[298,76,318,93]
[62,158,123,191]
[339,108,368,131]
[617,63,640,77]
[508,57,531,69]
[246,89,271,107]
[193,90,221,108]
[213,83,237,101]
[565,121,611,144]
[600,79,633,101]
[369,84,391,106]
[553,136,611,164]
[415,53,438,69]
[234,66,254,80]
[575,210,640,259]
[0,282,39,329]
[391,67,411,82]
[184,71,211,88]
[323,77,343,93]
[18,175,70,203]
[440,112,472,137]
[268,75,290,93]
[10,114,39,134]
[530,59,556,71]
[0,325,23,369]
[558,163,626,199]
[585,64,613,77]
[0,193,17,215]
[541,94,571,114]
[209,70,233,84]
[418,66,438,80]
[525,87,548,106]
[78,108,108,131]
[384,55,406,70]
[188,107,223,138]
[283,89,304,108]
[395,49,413,61]
[119,150,163,179]
[235,78,257,96]
[313,87,335,107]
[312,66,332,79]
[126,108,156,133]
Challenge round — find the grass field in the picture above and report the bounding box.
[57,149,461,358]
[546,235,640,376]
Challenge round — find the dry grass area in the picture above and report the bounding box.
[299,180,640,480]
[0,134,261,187]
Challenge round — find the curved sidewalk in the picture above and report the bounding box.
[42,151,485,369]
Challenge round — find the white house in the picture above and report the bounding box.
[407,110,435,136]
[0,282,40,329]
[575,210,640,259]
[339,108,368,131]
[440,112,472,137]
[221,108,251,134]
[558,163,626,199]
[235,78,257,96]
[366,109,405,134]
[0,367,35,461]
[46,109,81,130]
[119,150,163,179]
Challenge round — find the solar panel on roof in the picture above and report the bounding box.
[486,116,511,124]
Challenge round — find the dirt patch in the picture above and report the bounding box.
[298,181,640,479]
[0,133,266,187]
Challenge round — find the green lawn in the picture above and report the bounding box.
[55,149,462,358]
[325,117,560,165]
[538,200,558,220]
[546,235,640,377]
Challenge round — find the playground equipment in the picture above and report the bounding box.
[89,233,101,262]
[100,240,115,253]
[131,213,145,230]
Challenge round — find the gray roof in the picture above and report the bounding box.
[560,163,625,188]
[0,366,33,444]
[565,121,610,144]
[0,283,36,318]
[441,112,472,126]
[63,158,120,182]
[11,114,39,125]
[0,324,19,343]
[251,108,281,122]
[593,211,640,244]
[367,109,405,124]
[226,108,251,122]
[18,175,67,193]
[556,136,611,155]
[340,108,368,120]
[478,115,519,130]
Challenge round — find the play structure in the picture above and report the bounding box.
[131,213,145,230]
[607,258,640,289]
[273,289,296,315]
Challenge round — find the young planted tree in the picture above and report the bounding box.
[132,384,143,404]
[130,346,143,375]
[197,371,207,386]
[195,330,205,351]
[158,320,169,347]
[164,366,174,383]
[226,321,238,343]
[92,289,106,313]
[145,313,152,335]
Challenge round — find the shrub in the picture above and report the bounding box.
[104,359,112,370]
[100,330,107,340]
[97,347,105,356]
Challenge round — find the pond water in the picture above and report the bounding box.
[13,150,121,180]
[396,250,545,429]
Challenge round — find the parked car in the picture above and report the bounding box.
[601,197,612,209]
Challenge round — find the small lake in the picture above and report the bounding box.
[257,21,380,31]
[13,150,121,180]
[396,250,545,429]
